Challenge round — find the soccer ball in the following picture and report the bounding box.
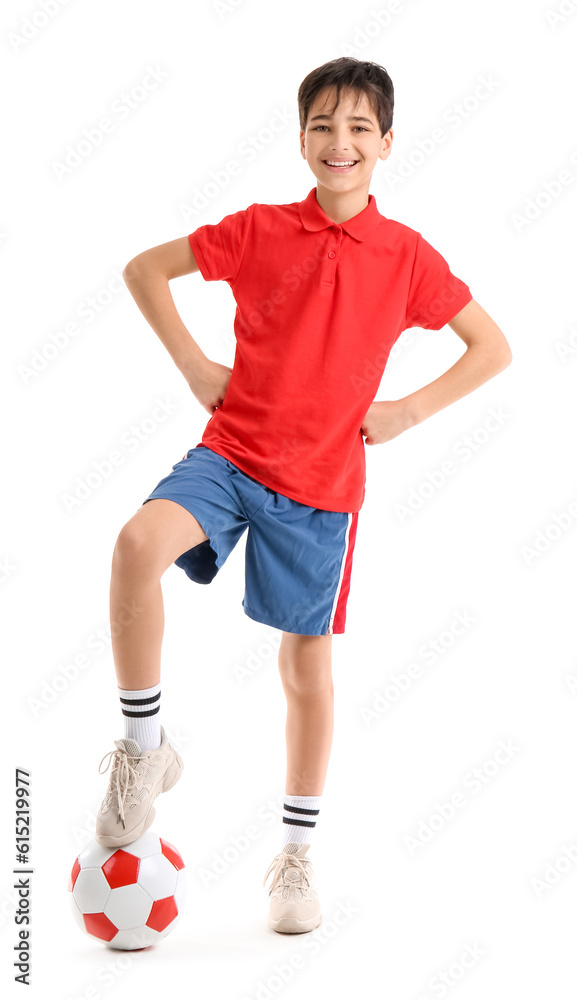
[68,830,186,950]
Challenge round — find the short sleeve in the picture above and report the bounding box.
[404,232,472,331]
[188,203,255,285]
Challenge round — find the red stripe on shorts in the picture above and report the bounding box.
[331,511,359,634]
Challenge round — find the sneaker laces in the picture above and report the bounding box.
[98,742,141,829]
[263,849,312,892]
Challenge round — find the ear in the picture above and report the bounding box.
[380,128,394,160]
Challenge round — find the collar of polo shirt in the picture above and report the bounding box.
[298,187,383,241]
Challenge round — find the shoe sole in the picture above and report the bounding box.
[269,912,322,933]
[96,748,184,849]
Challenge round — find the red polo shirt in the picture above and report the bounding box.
[188,186,472,512]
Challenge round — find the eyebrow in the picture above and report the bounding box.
[309,114,374,125]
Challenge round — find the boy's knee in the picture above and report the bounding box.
[278,637,333,693]
[112,520,154,570]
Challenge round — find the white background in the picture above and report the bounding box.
[2,0,577,996]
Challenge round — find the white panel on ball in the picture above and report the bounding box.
[104,884,153,930]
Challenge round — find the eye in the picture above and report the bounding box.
[311,125,369,132]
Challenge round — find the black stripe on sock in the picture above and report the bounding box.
[121,706,160,718]
[119,692,161,706]
[283,817,316,828]
[284,804,320,815]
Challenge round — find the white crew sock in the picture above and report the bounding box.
[118,681,161,751]
[281,794,322,854]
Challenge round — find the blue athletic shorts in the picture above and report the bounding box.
[142,445,359,635]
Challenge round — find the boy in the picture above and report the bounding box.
[95,56,512,935]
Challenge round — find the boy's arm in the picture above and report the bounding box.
[123,237,232,415]
[361,299,512,446]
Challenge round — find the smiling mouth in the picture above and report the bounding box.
[322,160,359,173]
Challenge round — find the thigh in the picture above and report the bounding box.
[142,445,250,583]
[242,495,359,636]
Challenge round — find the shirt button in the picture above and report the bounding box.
[328,251,336,259]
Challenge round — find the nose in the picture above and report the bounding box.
[328,131,353,152]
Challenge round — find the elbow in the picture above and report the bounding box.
[497,344,513,371]
[122,259,140,281]
[485,331,513,374]
[123,254,168,283]
[487,324,513,372]
[487,347,512,378]
[123,250,152,279]
[471,340,512,379]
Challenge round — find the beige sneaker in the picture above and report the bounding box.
[263,845,322,933]
[95,727,183,848]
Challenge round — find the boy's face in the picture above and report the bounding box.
[300,86,393,194]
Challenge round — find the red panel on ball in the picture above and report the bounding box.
[102,850,140,888]
[69,857,81,891]
[84,912,118,942]
[147,895,178,932]
[160,839,185,870]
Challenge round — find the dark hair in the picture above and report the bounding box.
[298,57,394,138]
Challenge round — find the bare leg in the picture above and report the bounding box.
[109,498,209,690]
[277,632,334,796]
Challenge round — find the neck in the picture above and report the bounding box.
[314,183,370,224]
